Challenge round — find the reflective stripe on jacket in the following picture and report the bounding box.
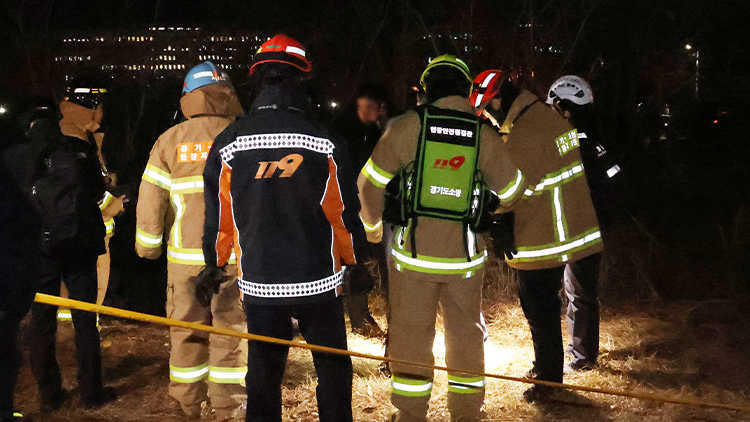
[136,84,242,270]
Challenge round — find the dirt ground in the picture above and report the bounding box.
[12,292,750,422]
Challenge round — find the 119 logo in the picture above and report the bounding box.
[433,155,465,171]
[255,153,304,179]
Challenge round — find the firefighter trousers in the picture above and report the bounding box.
[389,267,485,422]
[166,265,247,419]
[563,253,601,366]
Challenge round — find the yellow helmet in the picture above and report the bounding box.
[419,55,472,93]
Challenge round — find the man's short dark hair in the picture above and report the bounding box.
[423,66,472,101]
[355,82,388,104]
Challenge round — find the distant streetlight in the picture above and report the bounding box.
[685,44,692,50]
[0,106,7,115]
[330,101,338,109]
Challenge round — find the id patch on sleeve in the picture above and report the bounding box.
[555,129,579,156]
[177,141,212,163]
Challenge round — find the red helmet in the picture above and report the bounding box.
[469,69,505,115]
[249,34,312,75]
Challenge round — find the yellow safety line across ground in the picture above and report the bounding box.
[35,293,750,413]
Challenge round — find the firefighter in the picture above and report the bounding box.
[200,34,365,422]
[135,61,247,421]
[471,70,603,401]
[26,73,117,411]
[358,56,525,422]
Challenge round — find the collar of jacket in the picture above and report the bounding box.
[251,82,309,114]
[499,89,540,134]
[59,100,102,142]
[430,95,475,114]
[181,83,243,120]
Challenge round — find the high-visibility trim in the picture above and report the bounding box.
[142,164,171,190]
[361,158,394,189]
[169,363,209,383]
[238,269,344,298]
[473,93,484,108]
[391,248,488,275]
[392,377,433,397]
[512,228,602,263]
[220,133,334,163]
[57,310,72,321]
[497,169,525,201]
[136,228,163,248]
[104,218,115,235]
[171,176,205,194]
[167,246,237,266]
[285,45,306,57]
[208,366,247,384]
[171,194,185,248]
[552,186,567,242]
[99,191,114,210]
[362,218,383,233]
[447,375,485,394]
[532,162,585,193]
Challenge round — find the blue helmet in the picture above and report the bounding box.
[183,61,232,94]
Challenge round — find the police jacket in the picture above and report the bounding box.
[135,83,243,274]
[499,90,603,270]
[202,82,366,305]
[358,95,526,280]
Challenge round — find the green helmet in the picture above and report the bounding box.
[419,55,472,93]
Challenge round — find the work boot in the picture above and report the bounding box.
[0,410,26,421]
[563,360,597,375]
[40,388,70,413]
[346,293,383,338]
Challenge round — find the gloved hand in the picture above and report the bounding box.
[489,212,517,260]
[192,265,229,307]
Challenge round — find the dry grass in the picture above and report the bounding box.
[12,273,750,421]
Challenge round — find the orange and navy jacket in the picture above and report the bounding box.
[202,84,366,305]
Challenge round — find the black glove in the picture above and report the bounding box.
[192,265,229,307]
[489,212,517,260]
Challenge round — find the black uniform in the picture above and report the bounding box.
[24,118,109,409]
[203,82,366,422]
[0,123,42,420]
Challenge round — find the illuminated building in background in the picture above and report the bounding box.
[53,27,269,79]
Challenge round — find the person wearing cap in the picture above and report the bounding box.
[135,61,247,421]
[25,71,118,412]
[470,70,603,402]
[200,35,366,422]
[358,55,525,422]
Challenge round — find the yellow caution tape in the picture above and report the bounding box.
[34,293,750,413]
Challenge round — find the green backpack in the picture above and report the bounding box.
[383,105,499,259]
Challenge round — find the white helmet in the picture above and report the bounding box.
[546,75,593,105]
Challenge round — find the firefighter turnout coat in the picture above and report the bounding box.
[135,83,247,419]
[358,96,526,278]
[499,89,603,270]
[202,83,365,305]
